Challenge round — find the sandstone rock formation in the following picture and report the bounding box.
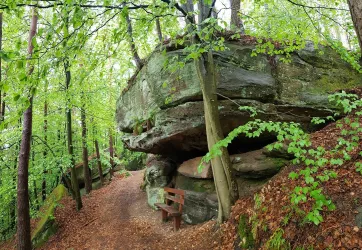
[117,39,362,224]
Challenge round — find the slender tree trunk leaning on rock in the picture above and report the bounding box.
[125,10,143,70]
[347,0,362,60]
[195,51,238,223]
[229,0,245,33]
[95,139,104,185]
[81,100,92,194]
[17,8,37,250]
[193,1,239,223]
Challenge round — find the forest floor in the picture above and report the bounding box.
[2,170,220,250]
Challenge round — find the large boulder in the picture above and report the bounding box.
[175,174,215,194]
[117,41,362,158]
[182,191,218,225]
[31,185,68,248]
[144,155,175,188]
[143,155,176,208]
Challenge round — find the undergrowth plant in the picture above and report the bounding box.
[200,90,362,226]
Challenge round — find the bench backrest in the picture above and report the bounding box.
[164,187,185,213]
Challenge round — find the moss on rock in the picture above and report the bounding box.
[31,184,68,248]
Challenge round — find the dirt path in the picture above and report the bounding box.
[40,171,218,250]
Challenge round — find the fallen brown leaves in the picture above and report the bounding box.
[2,171,220,250]
[219,94,362,249]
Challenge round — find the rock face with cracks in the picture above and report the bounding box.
[116,40,362,224]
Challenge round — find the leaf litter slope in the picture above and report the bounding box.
[219,105,362,249]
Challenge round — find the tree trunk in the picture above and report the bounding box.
[17,9,37,250]
[10,145,18,234]
[125,11,142,69]
[195,52,238,223]
[65,60,82,210]
[155,18,163,42]
[42,88,48,201]
[109,130,114,176]
[348,0,362,58]
[31,140,39,210]
[0,12,2,122]
[1,92,5,121]
[81,101,92,194]
[198,0,212,27]
[229,0,245,33]
[182,0,195,29]
[95,139,104,185]
[17,86,33,250]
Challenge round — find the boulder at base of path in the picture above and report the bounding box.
[182,191,218,225]
[143,155,176,208]
[146,186,166,209]
[31,184,68,248]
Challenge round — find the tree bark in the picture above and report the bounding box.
[109,130,114,176]
[10,144,18,235]
[1,93,5,121]
[42,86,48,201]
[195,52,238,223]
[229,0,245,33]
[348,0,362,59]
[155,18,163,42]
[198,0,211,27]
[182,0,195,24]
[81,100,92,194]
[17,9,37,250]
[65,60,82,210]
[0,12,2,122]
[95,139,104,185]
[125,11,143,69]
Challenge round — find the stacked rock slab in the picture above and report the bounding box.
[174,146,290,224]
[117,39,362,224]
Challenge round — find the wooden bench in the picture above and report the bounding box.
[155,187,185,231]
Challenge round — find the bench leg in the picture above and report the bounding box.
[162,210,168,222]
[174,216,181,231]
